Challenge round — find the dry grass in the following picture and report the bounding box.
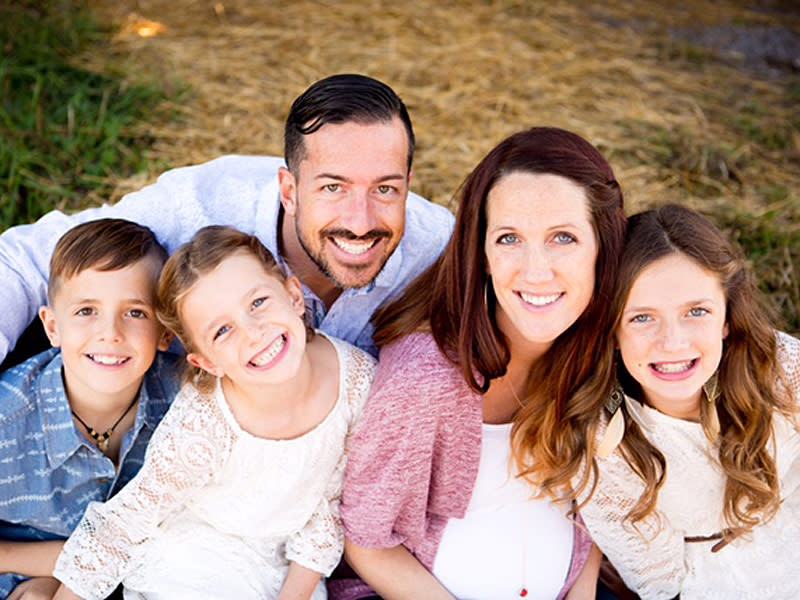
[83,0,799,209]
[77,0,800,327]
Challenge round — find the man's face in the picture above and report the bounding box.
[280,116,411,289]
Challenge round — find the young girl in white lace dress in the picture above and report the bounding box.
[576,205,800,600]
[52,226,376,600]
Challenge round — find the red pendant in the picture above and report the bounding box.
[519,589,528,598]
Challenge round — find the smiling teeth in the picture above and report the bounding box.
[250,335,286,367]
[653,360,694,374]
[519,292,562,306]
[332,238,376,255]
[89,354,128,366]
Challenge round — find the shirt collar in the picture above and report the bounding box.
[39,353,162,469]
[371,234,403,291]
[38,354,89,469]
[257,175,282,256]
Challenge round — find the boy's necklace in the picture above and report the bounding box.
[71,395,139,453]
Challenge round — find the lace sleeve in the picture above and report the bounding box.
[285,342,377,577]
[776,331,800,405]
[285,451,346,577]
[53,383,235,600]
[579,450,686,600]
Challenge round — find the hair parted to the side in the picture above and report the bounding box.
[373,126,627,501]
[156,225,311,392]
[283,73,415,174]
[48,218,168,303]
[601,204,796,532]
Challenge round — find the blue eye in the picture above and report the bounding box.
[554,232,576,244]
[497,233,519,245]
[631,314,651,323]
[688,307,709,317]
[252,297,267,309]
[213,324,231,341]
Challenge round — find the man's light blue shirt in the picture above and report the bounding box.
[0,155,455,358]
[0,349,180,596]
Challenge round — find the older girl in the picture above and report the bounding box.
[52,226,376,600]
[579,205,800,599]
[337,127,627,599]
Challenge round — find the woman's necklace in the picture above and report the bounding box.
[506,377,525,410]
[71,395,139,453]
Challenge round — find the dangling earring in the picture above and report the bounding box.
[597,383,626,458]
[703,373,721,443]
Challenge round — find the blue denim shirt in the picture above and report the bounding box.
[0,349,180,597]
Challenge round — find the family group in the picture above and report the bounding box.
[0,74,797,600]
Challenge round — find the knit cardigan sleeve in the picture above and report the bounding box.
[340,332,477,555]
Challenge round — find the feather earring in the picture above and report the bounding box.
[597,384,626,458]
[703,373,721,443]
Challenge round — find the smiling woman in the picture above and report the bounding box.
[336,127,627,600]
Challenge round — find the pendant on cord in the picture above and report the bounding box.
[519,588,528,597]
[91,429,114,453]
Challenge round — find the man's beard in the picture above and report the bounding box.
[296,224,392,290]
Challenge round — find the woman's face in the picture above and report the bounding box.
[484,171,598,360]
[617,252,728,420]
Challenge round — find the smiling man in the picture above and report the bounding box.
[0,74,454,359]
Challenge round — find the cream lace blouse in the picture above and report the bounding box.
[579,332,800,600]
[53,337,376,600]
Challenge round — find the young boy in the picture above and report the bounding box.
[0,219,180,598]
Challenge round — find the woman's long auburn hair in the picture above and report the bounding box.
[604,204,796,530]
[373,127,627,499]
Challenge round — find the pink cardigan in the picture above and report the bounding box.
[335,332,592,599]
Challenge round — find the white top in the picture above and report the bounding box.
[433,423,573,599]
[579,332,800,600]
[53,336,377,600]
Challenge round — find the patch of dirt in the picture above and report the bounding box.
[672,25,800,77]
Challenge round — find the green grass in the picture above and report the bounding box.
[709,203,800,334]
[0,1,175,229]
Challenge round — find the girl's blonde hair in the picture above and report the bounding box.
[601,204,796,532]
[156,225,311,391]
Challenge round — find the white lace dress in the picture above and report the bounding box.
[53,337,376,600]
[579,332,800,600]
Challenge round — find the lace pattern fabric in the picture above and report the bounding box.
[580,332,800,600]
[54,337,376,600]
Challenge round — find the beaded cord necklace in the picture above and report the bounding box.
[72,394,139,453]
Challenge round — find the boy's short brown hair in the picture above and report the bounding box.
[48,219,168,302]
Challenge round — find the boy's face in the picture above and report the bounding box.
[39,255,171,407]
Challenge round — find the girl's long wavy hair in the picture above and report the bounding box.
[373,127,627,500]
[603,204,796,530]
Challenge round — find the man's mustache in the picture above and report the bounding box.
[322,229,391,242]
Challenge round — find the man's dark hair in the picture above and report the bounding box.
[284,73,415,174]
